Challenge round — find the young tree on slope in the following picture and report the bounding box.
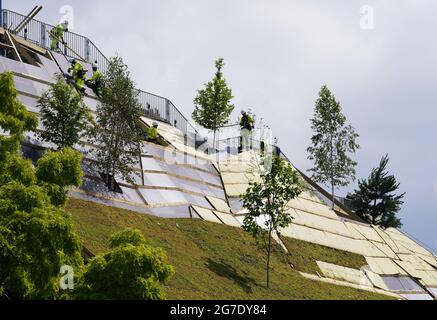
[38,75,92,149]
[192,58,234,149]
[307,85,359,210]
[347,155,405,228]
[242,156,303,289]
[91,56,144,191]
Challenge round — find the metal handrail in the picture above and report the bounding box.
[1,9,197,136]
[216,136,283,157]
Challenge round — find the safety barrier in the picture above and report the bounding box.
[216,136,285,158]
[1,9,197,136]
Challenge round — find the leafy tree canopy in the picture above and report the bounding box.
[0,72,38,160]
[38,74,92,149]
[75,229,174,300]
[91,56,144,190]
[0,149,84,299]
[307,85,359,208]
[36,148,84,206]
[192,58,234,146]
[0,72,83,299]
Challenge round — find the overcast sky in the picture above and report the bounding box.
[6,0,437,251]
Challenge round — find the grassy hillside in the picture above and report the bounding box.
[67,198,392,300]
[281,237,367,275]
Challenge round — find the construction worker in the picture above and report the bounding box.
[147,122,159,144]
[50,20,69,51]
[86,62,103,97]
[67,59,87,94]
[240,110,254,152]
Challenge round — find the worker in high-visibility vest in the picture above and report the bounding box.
[86,62,103,97]
[240,110,254,152]
[240,110,254,131]
[68,59,87,94]
[147,122,159,144]
[50,21,69,51]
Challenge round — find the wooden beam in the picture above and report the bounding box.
[11,34,47,55]
[4,30,22,63]
[9,35,39,67]
[13,6,43,34]
[0,42,13,49]
[63,42,87,62]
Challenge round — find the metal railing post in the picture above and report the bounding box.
[165,99,171,123]
[85,38,90,62]
[3,10,7,28]
[0,1,3,27]
[40,23,46,48]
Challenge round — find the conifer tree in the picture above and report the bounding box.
[347,155,405,228]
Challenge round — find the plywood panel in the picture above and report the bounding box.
[366,257,407,276]
[213,211,241,228]
[317,261,370,287]
[191,205,223,224]
[206,196,231,213]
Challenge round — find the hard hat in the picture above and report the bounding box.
[92,64,98,71]
[152,122,158,127]
[241,110,246,115]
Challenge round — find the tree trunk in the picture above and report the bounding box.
[213,130,216,150]
[266,226,272,289]
[330,130,335,211]
[105,164,110,187]
[331,180,335,211]
[111,165,116,191]
[138,143,145,186]
[371,199,377,225]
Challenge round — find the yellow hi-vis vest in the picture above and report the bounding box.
[148,127,158,140]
